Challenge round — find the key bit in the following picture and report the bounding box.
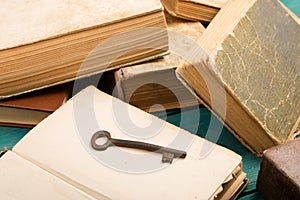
[0,147,8,158]
[162,152,175,164]
[91,130,187,163]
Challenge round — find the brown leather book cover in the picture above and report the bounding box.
[257,138,300,199]
[0,84,71,128]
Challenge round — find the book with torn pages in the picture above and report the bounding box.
[0,0,168,99]
[176,0,300,156]
[0,84,71,128]
[1,86,247,199]
[113,13,204,112]
[161,0,228,22]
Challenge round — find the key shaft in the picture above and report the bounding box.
[111,138,186,158]
[91,130,186,159]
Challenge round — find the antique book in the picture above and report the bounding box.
[0,151,98,200]
[160,0,228,22]
[113,13,204,112]
[257,138,300,199]
[0,84,70,128]
[2,86,248,199]
[176,0,300,155]
[0,0,168,99]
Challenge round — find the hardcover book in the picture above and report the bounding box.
[1,86,248,200]
[113,13,205,112]
[0,0,168,99]
[257,138,300,199]
[177,0,300,155]
[0,84,70,128]
[161,0,228,22]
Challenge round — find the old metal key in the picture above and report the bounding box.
[91,130,187,163]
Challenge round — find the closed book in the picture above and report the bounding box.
[177,0,300,156]
[257,138,300,200]
[0,84,70,128]
[0,0,168,99]
[161,0,228,22]
[113,13,204,112]
[1,86,248,199]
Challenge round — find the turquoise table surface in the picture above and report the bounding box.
[281,0,300,17]
[0,0,298,199]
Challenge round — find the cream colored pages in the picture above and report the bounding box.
[0,151,97,200]
[119,13,205,76]
[184,0,227,8]
[13,86,241,199]
[0,0,162,50]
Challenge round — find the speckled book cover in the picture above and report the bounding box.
[177,0,300,155]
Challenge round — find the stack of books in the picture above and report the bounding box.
[0,0,169,127]
[1,0,299,199]
[0,84,70,128]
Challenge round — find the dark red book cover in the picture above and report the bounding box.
[0,84,71,128]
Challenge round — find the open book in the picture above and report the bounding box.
[0,151,98,200]
[1,86,247,199]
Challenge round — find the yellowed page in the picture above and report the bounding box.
[13,86,242,199]
[0,151,98,200]
[0,0,162,50]
[183,0,227,8]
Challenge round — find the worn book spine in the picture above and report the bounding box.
[257,138,300,200]
[178,0,300,155]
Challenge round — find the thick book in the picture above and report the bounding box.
[177,0,300,156]
[161,0,228,22]
[113,13,204,112]
[257,138,300,199]
[0,84,70,128]
[1,86,248,199]
[0,0,168,99]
